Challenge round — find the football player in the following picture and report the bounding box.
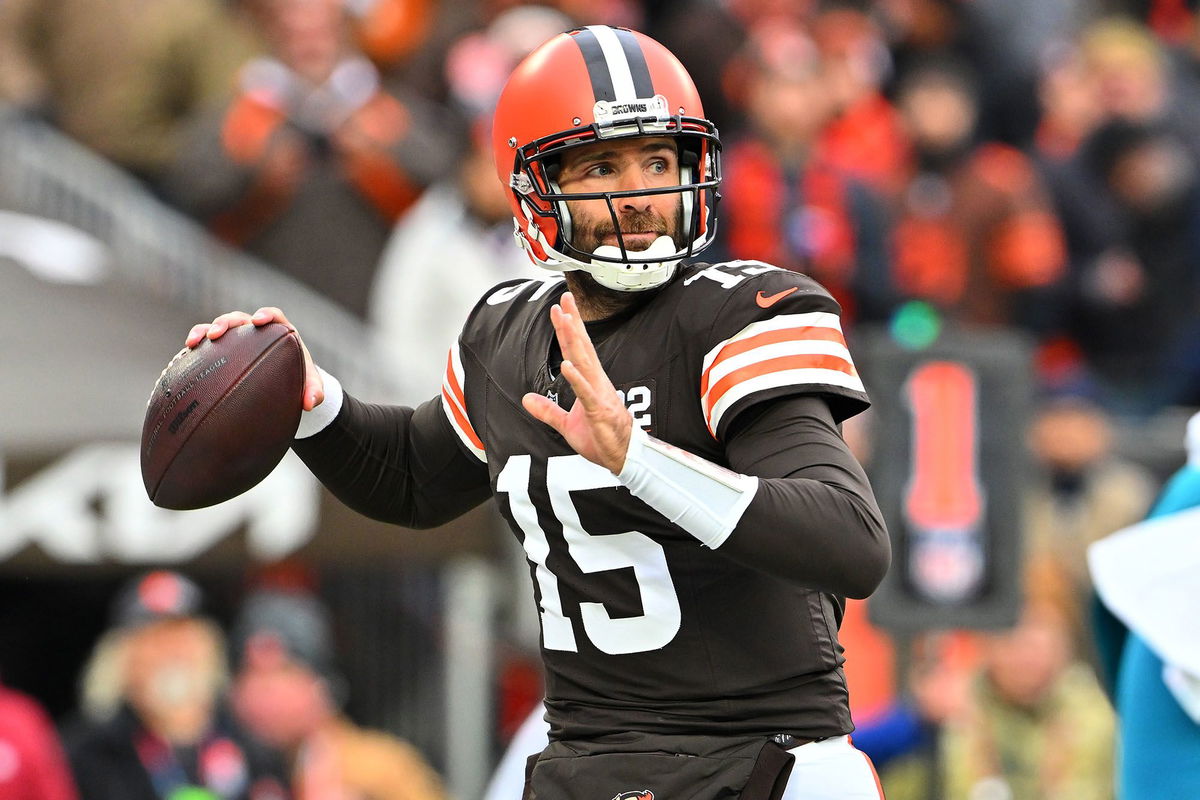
[188,26,890,800]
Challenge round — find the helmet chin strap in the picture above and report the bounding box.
[586,235,681,292]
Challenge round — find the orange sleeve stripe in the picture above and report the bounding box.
[701,326,849,396]
[441,386,484,451]
[703,353,858,416]
[443,352,484,450]
[444,351,467,407]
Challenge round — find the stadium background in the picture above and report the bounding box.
[1,0,1198,797]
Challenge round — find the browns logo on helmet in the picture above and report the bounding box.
[492,25,721,292]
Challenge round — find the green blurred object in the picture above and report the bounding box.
[889,301,942,350]
[167,788,219,800]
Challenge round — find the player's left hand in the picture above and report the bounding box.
[522,292,632,474]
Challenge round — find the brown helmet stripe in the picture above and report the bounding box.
[570,26,654,103]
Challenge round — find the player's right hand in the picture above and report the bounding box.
[185,307,325,411]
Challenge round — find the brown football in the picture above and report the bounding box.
[141,322,304,509]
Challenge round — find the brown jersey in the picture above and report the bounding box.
[439,260,871,740]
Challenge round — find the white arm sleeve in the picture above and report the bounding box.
[294,367,344,439]
[617,425,758,549]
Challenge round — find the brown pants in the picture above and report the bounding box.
[523,732,795,800]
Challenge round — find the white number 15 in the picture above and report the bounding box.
[497,454,682,655]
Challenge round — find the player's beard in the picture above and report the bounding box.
[570,205,683,257]
[565,203,682,320]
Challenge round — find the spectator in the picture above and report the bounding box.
[229,589,447,800]
[876,0,971,94]
[0,0,258,185]
[1071,118,1200,412]
[811,5,911,200]
[892,58,1069,338]
[860,632,980,800]
[1028,41,1118,337]
[717,22,898,325]
[940,594,1116,800]
[368,6,559,400]
[956,0,1084,146]
[165,0,456,319]
[1032,41,1103,165]
[1079,16,1200,147]
[345,0,435,71]
[646,0,751,139]
[64,571,290,800]
[437,5,575,123]
[1091,409,1200,799]
[0,681,79,800]
[1023,388,1158,646]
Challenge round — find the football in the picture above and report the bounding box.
[141,322,304,509]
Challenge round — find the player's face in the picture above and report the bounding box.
[556,136,683,255]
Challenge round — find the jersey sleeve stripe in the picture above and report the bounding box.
[444,348,468,408]
[701,333,853,398]
[700,311,864,437]
[706,367,868,436]
[705,352,859,414]
[700,312,846,374]
[439,345,486,461]
[700,311,864,435]
[704,326,848,374]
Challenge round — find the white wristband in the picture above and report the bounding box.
[617,426,758,549]
[295,366,344,439]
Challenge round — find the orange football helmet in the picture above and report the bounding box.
[492,26,721,291]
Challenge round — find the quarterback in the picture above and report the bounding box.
[189,26,890,800]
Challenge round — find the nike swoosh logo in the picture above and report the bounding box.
[756,287,798,308]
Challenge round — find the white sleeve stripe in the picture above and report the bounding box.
[706,369,867,435]
[440,389,487,462]
[701,312,845,373]
[441,382,484,454]
[441,342,486,462]
[448,341,466,385]
[441,375,471,421]
[703,340,855,398]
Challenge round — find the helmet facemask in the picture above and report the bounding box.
[507,114,721,292]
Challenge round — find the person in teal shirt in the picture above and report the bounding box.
[1093,411,1200,799]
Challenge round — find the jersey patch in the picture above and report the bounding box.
[700,311,863,437]
[441,341,486,462]
[616,379,655,434]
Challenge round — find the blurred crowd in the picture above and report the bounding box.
[5,0,1200,412]
[0,567,449,799]
[3,0,1200,798]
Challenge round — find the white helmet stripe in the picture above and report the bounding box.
[587,25,638,102]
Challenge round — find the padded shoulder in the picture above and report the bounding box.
[458,276,566,351]
[676,261,869,438]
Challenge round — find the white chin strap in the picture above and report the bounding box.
[586,235,681,292]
